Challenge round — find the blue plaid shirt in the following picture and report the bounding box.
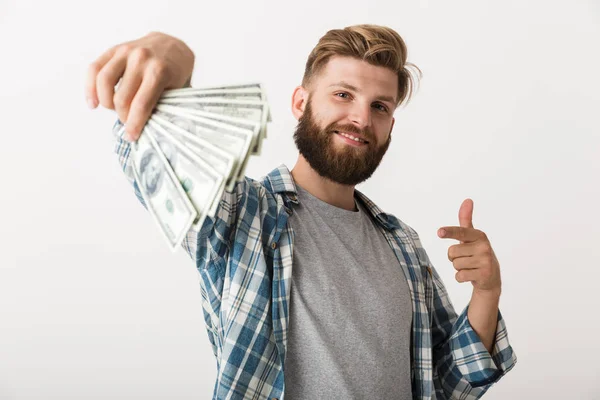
[114,125,517,399]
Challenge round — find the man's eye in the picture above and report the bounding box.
[374,103,388,112]
[336,92,349,98]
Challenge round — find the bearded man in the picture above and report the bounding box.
[86,24,517,399]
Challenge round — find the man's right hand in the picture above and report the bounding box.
[85,31,195,141]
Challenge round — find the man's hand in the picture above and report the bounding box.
[85,31,195,141]
[437,198,502,295]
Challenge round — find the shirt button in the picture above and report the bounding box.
[271,242,277,249]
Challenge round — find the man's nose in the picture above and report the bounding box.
[348,103,372,129]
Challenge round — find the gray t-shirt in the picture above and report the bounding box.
[283,184,413,399]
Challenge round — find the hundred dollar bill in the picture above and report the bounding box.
[129,126,197,251]
[160,89,269,139]
[153,105,255,184]
[145,119,225,226]
[162,83,272,123]
[155,103,263,156]
[149,113,235,214]
[151,112,237,188]
[157,98,269,143]
[161,88,262,102]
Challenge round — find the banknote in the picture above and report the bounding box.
[145,119,225,228]
[129,126,198,250]
[112,84,272,253]
[152,104,256,184]
[155,103,264,156]
[157,98,269,143]
[161,88,263,102]
[162,82,272,123]
[149,113,235,214]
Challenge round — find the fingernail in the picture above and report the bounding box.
[438,229,446,237]
[86,97,96,109]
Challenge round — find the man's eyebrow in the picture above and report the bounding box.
[328,81,396,104]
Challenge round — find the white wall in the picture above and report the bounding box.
[1,0,598,398]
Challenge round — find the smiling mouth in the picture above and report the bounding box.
[333,130,369,144]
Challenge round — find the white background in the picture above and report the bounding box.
[1,0,598,399]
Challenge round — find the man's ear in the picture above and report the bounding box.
[291,86,308,121]
[389,117,395,137]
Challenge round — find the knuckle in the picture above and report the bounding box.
[116,43,134,57]
[447,246,455,261]
[129,47,153,65]
[147,59,170,81]
[87,61,102,76]
[451,259,459,270]
[131,97,153,115]
[113,93,129,110]
[96,68,113,87]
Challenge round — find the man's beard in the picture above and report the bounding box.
[293,99,391,186]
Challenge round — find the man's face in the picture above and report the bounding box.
[293,56,397,186]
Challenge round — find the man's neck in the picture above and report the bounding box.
[290,155,357,211]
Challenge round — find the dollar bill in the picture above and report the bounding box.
[155,103,263,157]
[145,119,225,227]
[111,84,272,253]
[162,83,272,123]
[129,126,198,251]
[160,89,268,139]
[158,98,270,141]
[152,105,255,184]
[149,113,235,214]
[161,88,263,102]
[150,112,237,186]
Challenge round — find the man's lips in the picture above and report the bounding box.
[333,130,369,144]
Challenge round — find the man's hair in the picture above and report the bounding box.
[301,24,422,108]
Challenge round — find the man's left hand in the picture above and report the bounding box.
[437,198,502,294]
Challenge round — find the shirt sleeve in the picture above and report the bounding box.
[407,226,518,399]
[111,119,245,270]
[429,262,518,398]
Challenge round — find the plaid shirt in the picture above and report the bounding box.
[114,125,517,400]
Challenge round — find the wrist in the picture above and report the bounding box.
[472,287,502,299]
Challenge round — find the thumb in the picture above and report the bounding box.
[459,198,474,229]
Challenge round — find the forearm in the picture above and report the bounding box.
[467,288,501,354]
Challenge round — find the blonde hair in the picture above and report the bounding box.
[302,24,422,107]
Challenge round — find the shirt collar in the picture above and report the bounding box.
[262,164,403,232]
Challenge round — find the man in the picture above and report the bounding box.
[86,25,517,399]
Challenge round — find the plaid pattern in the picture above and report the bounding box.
[114,128,517,399]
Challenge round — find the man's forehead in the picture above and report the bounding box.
[316,56,398,101]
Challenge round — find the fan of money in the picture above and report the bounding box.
[113,83,272,251]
